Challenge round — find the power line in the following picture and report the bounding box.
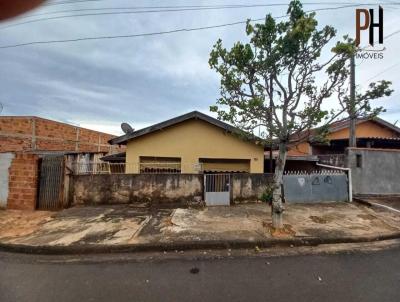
[4,2,392,30]
[0,4,341,30]
[0,4,373,49]
[25,2,395,18]
[44,0,106,6]
[0,3,378,29]
[41,0,398,7]
[364,61,400,82]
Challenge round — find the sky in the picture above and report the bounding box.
[0,0,399,135]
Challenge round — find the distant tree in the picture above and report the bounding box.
[209,0,392,229]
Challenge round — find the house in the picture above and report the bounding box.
[284,116,400,169]
[109,111,265,174]
[0,116,124,210]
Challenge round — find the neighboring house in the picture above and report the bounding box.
[0,116,124,210]
[109,111,265,174]
[284,117,400,169]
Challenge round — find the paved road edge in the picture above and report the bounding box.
[1,232,400,255]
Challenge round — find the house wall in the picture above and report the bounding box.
[0,153,14,208]
[125,119,264,173]
[348,148,400,195]
[7,153,39,210]
[329,120,399,140]
[288,142,311,156]
[0,116,123,154]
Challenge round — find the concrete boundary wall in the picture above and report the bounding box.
[231,173,273,203]
[348,148,400,195]
[71,173,275,206]
[71,174,204,206]
[0,153,15,208]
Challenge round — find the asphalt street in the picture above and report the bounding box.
[1,243,400,302]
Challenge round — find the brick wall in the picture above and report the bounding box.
[7,153,39,210]
[0,116,124,154]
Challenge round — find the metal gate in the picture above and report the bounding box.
[37,156,65,210]
[204,174,231,206]
[283,171,349,203]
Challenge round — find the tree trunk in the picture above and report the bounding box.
[271,141,287,229]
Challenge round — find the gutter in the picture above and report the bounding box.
[316,163,352,202]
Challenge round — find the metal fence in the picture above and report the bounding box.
[283,170,349,203]
[72,162,193,175]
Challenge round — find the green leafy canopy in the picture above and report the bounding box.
[209,0,391,145]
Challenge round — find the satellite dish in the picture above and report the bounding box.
[121,122,134,134]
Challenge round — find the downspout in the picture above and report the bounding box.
[316,163,352,202]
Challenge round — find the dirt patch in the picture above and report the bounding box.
[78,230,120,244]
[309,216,327,224]
[302,228,348,238]
[0,210,53,240]
[357,214,377,220]
[263,222,296,237]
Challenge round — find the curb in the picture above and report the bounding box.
[1,232,400,255]
[353,198,373,207]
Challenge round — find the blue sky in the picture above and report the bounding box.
[0,0,398,135]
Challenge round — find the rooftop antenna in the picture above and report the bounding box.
[121,122,134,134]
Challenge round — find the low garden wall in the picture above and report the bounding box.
[71,173,274,206]
[71,174,203,206]
[231,173,273,203]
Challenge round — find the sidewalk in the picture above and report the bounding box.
[0,202,399,254]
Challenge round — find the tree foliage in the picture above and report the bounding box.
[209,0,353,144]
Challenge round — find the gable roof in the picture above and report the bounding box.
[327,116,400,135]
[289,116,400,144]
[109,111,251,145]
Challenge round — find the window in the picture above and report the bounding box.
[356,154,362,168]
[139,156,181,174]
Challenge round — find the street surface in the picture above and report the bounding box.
[1,241,400,302]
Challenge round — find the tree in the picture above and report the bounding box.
[208,0,391,229]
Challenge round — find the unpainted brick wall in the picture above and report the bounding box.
[7,153,39,210]
[0,116,123,153]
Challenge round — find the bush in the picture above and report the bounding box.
[260,186,273,204]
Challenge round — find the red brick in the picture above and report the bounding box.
[7,153,39,210]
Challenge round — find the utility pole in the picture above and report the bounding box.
[349,53,357,148]
[269,76,274,173]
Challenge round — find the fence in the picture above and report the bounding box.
[70,163,349,206]
[72,162,189,175]
[317,154,346,167]
[71,172,274,206]
[347,148,400,195]
[283,170,349,203]
[72,173,203,206]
